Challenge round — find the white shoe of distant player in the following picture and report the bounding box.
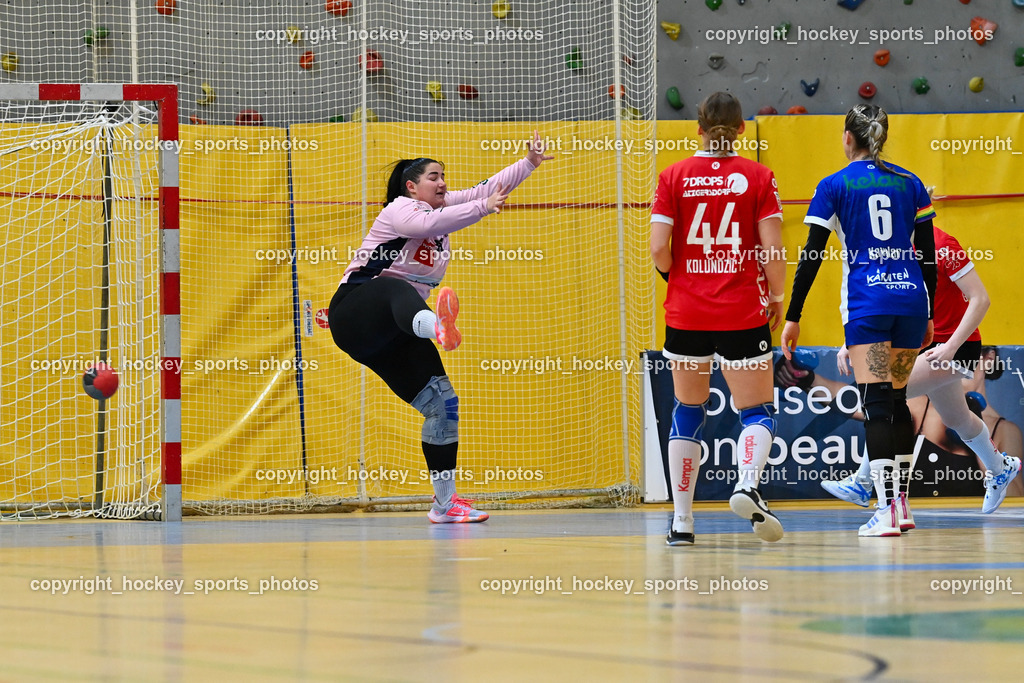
[858,501,901,537]
[896,492,915,531]
[982,454,1022,514]
[821,474,872,508]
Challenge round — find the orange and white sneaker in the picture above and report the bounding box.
[428,495,489,523]
[434,286,462,352]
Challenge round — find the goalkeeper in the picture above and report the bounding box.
[328,131,553,523]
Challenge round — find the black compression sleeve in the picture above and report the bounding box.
[914,218,937,319]
[785,224,831,323]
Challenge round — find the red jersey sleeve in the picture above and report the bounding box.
[651,168,677,225]
[755,168,783,224]
[936,229,974,282]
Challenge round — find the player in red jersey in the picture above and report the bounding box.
[820,224,1021,520]
[650,92,786,546]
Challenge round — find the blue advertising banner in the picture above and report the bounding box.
[643,347,1024,503]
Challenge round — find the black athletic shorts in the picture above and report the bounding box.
[663,324,773,369]
[922,339,982,378]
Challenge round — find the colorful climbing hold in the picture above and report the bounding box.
[352,107,378,123]
[359,50,384,73]
[188,115,207,125]
[666,86,683,110]
[621,106,642,120]
[968,76,984,93]
[492,1,511,20]
[874,49,890,67]
[912,77,930,94]
[757,106,778,115]
[800,78,820,96]
[458,84,479,100]
[328,114,346,123]
[837,0,866,10]
[197,82,216,105]
[426,81,445,101]
[325,1,353,17]
[775,22,791,41]
[707,54,725,70]
[970,17,997,46]
[565,47,582,70]
[83,27,110,47]
[286,26,303,44]
[156,0,176,16]
[787,106,807,115]
[959,0,971,4]
[608,84,625,99]
[235,109,264,125]
[903,0,912,4]
[300,51,315,70]
[0,53,18,72]
[660,21,681,41]
[705,0,723,10]
[1015,47,1024,67]
[858,82,877,99]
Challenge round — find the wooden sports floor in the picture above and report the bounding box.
[2,499,1024,681]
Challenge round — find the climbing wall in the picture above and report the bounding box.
[1,1,1020,122]
[0,1,648,125]
[655,0,1024,119]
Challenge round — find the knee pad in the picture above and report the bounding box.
[859,382,894,423]
[411,376,459,445]
[740,403,777,438]
[669,400,705,443]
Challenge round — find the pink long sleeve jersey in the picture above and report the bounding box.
[340,157,536,299]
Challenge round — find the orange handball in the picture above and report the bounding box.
[300,51,315,70]
[156,0,176,16]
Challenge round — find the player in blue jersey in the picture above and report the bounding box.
[780,104,937,537]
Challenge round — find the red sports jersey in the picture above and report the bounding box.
[651,152,783,330]
[933,226,981,344]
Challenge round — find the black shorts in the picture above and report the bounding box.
[663,325,773,368]
[922,339,982,378]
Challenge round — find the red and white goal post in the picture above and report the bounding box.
[0,84,180,521]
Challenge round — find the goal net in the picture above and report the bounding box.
[0,84,180,520]
[1,2,656,516]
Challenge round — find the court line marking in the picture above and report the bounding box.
[747,562,1024,572]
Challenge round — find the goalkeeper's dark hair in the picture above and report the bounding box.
[384,157,443,206]
[844,104,910,178]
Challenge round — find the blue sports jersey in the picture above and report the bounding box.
[805,160,935,324]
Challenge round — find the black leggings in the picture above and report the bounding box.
[328,277,456,471]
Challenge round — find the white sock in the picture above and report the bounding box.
[412,310,437,339]
[668,439,700,533]
[895,453,912,497]
[869,459,897,507]
[431,470,455,507]
[855,447,872,485]
[961,422,1005,474]
[734,424,772,492]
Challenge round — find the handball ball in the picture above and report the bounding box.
[83,362,119,400]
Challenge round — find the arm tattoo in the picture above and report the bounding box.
[891,349,919,385]
[866,342,890,381]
